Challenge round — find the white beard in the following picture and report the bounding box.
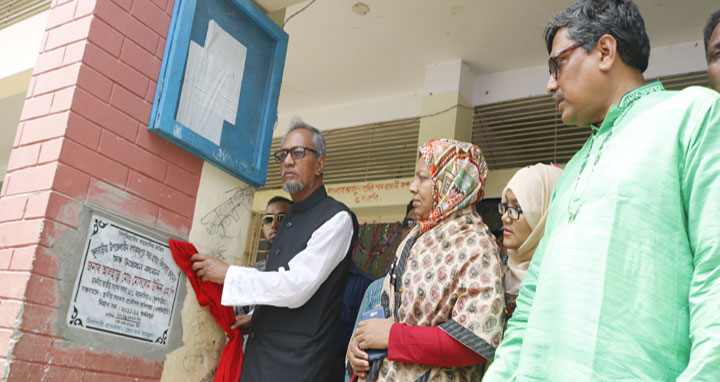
[282,182,304,194]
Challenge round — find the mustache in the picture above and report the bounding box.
[281,168,298,176]
[552,92,564,102]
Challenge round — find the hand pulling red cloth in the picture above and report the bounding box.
[169,239,243,382]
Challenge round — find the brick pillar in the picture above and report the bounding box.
[0,0,203,380]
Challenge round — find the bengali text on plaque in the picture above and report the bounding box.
[67,215,181,345]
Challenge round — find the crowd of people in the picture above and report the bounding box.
[188,1,720,381]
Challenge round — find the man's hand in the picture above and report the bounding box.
[190,253,230,284]
[355,317,393,350]
[231,314,252,332]
[225,313,253,344]
[347,334,370,378]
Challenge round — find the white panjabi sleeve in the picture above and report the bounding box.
[221,211,353,309]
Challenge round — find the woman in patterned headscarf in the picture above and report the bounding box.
[347,139,505,382]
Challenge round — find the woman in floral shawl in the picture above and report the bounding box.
[347,139,505,382]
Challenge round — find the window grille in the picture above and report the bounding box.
[260,117,420,189]
[472,71,710,169]
[0,0,50,29]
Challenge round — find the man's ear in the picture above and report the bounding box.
[596,34,618,72]
[315,155,325,176]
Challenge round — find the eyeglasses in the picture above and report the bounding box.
[261,213,287,226]
[274,146,318,163]
[548,43,581,79]
[498,203,523,220]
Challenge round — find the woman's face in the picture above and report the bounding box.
[502,189,532,250]
[409,158,434,220]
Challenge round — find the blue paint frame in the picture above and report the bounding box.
[149,0,288,187]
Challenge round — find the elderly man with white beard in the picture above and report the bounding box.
[191,119,359,381]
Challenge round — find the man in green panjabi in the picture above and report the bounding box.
[484,1,720,381]
[705,9,720,92]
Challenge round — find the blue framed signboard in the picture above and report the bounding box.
[149,0,288,187]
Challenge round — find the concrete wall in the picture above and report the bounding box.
[0,0,205,380]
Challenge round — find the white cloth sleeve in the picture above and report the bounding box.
[221,211,353,309]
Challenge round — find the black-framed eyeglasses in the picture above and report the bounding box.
[273,146,318,163]
[262,213,287,226]
[548,42,581,79]
[498,203,523,220]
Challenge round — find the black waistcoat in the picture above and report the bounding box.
[240,185,358,382]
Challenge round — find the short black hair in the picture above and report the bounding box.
[705,10,720,56]
[267,196,292,207]
[544,0,651,73]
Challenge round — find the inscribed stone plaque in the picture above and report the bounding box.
[66,215,181,345]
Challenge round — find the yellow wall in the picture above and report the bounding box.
[0,69,32,99]
[484,167,520,199]
[417,91,472,146]
[0,69,33,180]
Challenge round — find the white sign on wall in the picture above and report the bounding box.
[176,19,247,146]
[67,215,181,345]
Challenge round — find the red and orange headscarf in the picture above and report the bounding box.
[417,139,488,232]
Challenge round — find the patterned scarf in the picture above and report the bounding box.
[375,140,504,382]
[418,139,488,233]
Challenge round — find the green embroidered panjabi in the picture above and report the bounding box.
[484,82,720,381]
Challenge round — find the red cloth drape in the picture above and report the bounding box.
[169,239,243,382]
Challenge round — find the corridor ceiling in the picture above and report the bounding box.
[268,0,718,112]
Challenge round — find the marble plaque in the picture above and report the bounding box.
[67,215,181,345]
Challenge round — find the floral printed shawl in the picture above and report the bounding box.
[378,211,505,382]
[376,140,504,382]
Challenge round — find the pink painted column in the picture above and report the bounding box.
[0,0,203,380]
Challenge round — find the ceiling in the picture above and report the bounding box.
[275,0,718,113]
